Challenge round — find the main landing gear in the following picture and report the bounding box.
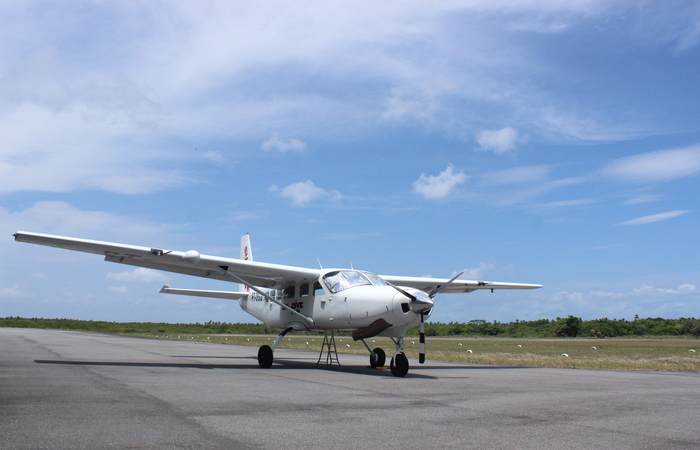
[259,330,410,377]
[360,339,386,368]
[257,326,293,369]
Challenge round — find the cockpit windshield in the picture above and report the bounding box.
[322,270,389,293]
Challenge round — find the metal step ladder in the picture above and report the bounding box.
[316,330,341,366]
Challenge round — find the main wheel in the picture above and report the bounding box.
[258,345,273,368]
[390,352,409,377]
[370,348,386,368]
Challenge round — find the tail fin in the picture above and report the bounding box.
[240,233,253,262]
[240,234,253,292]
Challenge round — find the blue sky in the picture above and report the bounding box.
[2,1,699,324]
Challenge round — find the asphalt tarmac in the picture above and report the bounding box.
[2,328,699,449]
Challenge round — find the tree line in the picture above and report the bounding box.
[408,316,700,338]
[0,317,274,335]
[2,316,700,338]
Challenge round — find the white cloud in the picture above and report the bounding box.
[202,150,226,164]
[0,285,23,298]
[460,262,504,280]
[535,281,700,320]
[0,2,691,200]
[623,194,663,205]
[107,268,169,283]
[413,165,468,200]
[677,284,697,294]
[381,85,441,122]
[109,286,129,294]
[276,180,342,206]
[0,105,187,195]
[476,127,520,154]
[537,198,598,209]
[603,145,700,183]
[261,133,307,153]
[632,283,697,296]
[617,210,691,226]
[1,201,182,241]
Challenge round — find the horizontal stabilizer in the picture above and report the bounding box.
[159,285,248,300]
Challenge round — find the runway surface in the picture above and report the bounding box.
[2,328,699,449]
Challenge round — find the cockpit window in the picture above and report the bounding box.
[322,270,387,293]
[362,272,389,287]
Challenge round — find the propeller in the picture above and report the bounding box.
[428,271,464,298]
[388,271,465,365]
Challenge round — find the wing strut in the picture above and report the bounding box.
[218,266,314,327]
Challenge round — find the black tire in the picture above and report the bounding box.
[390,352,409,377]
[258,345,273,368]
[370,348,386,368]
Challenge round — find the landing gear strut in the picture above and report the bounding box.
[360,339,386,368]
[390,337,409,377]
[257,326,293,368]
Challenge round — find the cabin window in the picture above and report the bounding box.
[283,285,295,299]
[300,283,310,297]
[313,281,325,297]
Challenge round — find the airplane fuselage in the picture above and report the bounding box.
[239,269,430,337]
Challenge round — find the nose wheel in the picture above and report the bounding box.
[390,352,409,377]
[389,337,409,377]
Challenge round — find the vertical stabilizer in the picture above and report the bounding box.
[240,233,253,292]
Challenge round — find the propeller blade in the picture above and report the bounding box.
[428,271,465,298]
[419,313,426,364]
[386,280,418,302]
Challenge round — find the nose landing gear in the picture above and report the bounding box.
[389,337,409,377]
[362,337,409,376]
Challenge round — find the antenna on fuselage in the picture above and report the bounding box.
[317,258,323,269]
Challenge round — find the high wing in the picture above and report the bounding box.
[14,231,541,294]
[380,275,542,293]
[14,232,320,289]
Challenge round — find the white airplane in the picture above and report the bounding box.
[14,231,541,377]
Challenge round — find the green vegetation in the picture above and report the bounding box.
[2,315,700,338]
[0,317,275,335]
[408,315,700,338]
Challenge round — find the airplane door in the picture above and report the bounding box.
[330,294,350,327]
[312,283,349,328]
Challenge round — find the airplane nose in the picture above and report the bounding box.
[409,290,434,313]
